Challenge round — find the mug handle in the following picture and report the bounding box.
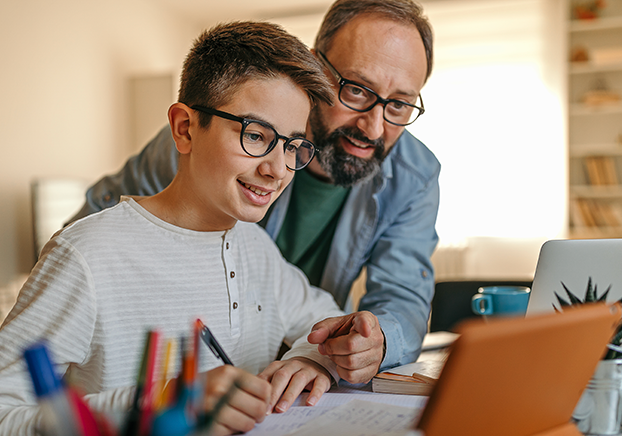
[471,294,493,315]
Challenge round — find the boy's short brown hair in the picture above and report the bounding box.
[179,21,334,128]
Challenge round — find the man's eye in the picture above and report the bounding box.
[344,85,365,98]
[285,142,298,153]
[391,101,406,110]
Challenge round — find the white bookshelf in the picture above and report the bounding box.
[567,0,622,238]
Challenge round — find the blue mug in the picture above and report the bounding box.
[471,286,531,318]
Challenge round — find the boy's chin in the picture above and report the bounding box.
[237,204,273,224]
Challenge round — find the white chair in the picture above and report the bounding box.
[31,178,90,259]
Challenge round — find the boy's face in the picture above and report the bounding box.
[186,76,310,230]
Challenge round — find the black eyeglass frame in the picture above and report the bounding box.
[317,51,425,126]
[190,105,316,171]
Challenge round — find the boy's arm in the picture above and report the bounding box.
[69,125,177,223]
[256,255,344,413]
[0,238,103,433]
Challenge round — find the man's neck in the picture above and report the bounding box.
[305,158,334,184]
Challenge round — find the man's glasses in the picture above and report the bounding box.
[317,51,424,126]
[191,106,315,171]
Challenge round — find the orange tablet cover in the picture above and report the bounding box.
[417,303,622,436]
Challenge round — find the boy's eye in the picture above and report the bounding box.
[285,142,298,154]
[243,131,264,143]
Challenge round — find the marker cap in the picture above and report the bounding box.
[24,343,62,398]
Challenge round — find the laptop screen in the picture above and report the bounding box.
[527,239,622,315]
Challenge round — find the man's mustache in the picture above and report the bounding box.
[319,126,385,153]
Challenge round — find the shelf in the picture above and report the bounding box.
[571,185,622,199]
[570,62,622,74]
[570,103,622,116]
[570,226,622,239]
[567,3,622,240]
[569,16,622,32]
[570,143,622,157]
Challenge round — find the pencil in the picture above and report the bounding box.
[138,330,160,436]
[122,331,153,436]
[154,338,176,411]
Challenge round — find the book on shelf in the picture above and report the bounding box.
[570,198,622,229]
[583,156,618,185]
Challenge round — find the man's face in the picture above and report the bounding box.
[308,14,428,187]
[186,76,310,230]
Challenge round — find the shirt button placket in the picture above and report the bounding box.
[223,231,241,337]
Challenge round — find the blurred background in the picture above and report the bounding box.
[0,0,578,317]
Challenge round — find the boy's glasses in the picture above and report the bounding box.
[191,105,316,171]
[317,51,424,126]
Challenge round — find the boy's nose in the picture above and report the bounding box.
[259,143,290,181]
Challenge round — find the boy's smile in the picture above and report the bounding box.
[239,180,276,206]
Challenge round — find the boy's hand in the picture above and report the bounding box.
[307,311,384,384]
[201,365,271,435]
[258,357,331,414]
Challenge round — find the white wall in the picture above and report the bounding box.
[0,1,201,285]
[0,0,569,292]
[419,0,567,280]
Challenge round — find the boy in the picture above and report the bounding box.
[0,22,341,435]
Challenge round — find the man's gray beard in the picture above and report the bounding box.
[309,110,386,188]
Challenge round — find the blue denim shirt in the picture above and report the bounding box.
[73,125,440,370]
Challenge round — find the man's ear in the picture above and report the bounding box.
[168,103,194,155]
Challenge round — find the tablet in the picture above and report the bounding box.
[416,303,621,436]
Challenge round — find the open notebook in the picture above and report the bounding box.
[528,238,622,315]
[415,303,622,436]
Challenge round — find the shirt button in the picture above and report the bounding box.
[230,271,235,278]
[421,270,428,278]
[226,242,230,249]
[233,302,238,309]
[258,305,262,311]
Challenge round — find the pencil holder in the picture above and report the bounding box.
[573,359,622,435]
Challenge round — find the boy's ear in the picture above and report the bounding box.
[168,103,194,155]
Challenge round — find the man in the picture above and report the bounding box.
[72,0,439,399]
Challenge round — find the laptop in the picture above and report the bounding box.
[527,239,622,315]
[415,303,621,436]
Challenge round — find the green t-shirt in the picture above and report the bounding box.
[276,169,350,286]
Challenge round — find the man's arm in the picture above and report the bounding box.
[70,125,178,222]
[362,164,440,370]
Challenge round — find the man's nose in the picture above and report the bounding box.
[356,104,385,141]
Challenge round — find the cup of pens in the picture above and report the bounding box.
[24,319,235,436]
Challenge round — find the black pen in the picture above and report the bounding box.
[197,319,234,366]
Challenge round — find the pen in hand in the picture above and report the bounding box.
[197,319,234,366]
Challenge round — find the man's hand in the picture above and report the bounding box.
[200,365,271,436]
[258,357,331,414]
[307,311,384,384]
